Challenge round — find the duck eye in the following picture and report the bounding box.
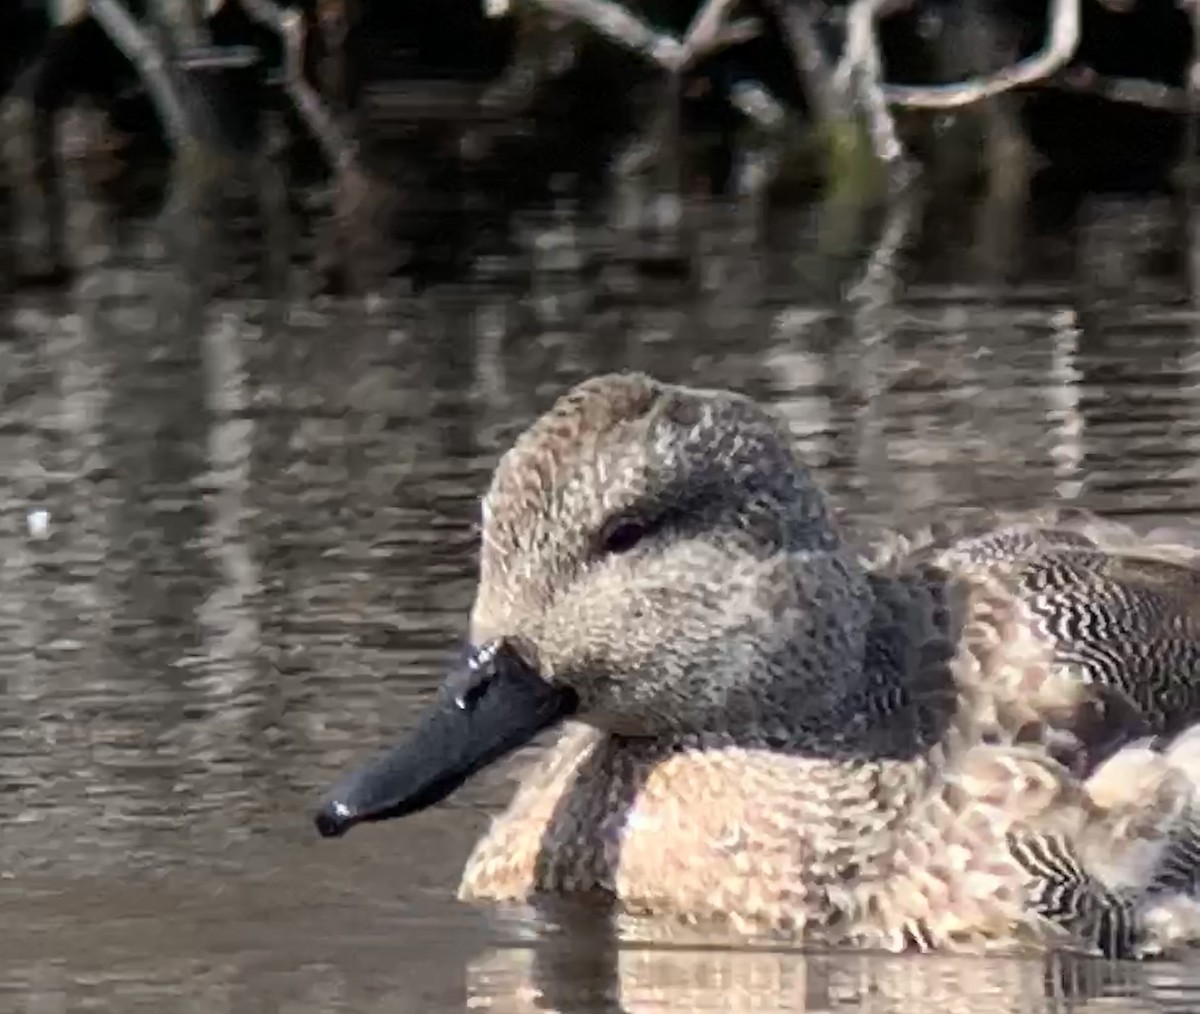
[598,517,650,556]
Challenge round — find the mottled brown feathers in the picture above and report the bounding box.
[489,373,661,517]
[450,374,1200,957]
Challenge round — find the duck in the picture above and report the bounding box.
[313,372,1200,958]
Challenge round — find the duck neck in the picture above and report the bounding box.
[818,565,956,749]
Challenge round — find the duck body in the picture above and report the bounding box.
[315,374,1200,958]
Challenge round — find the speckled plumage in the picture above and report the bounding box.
[454,373,1200,957]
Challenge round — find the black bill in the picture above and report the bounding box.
[313,639,577,838]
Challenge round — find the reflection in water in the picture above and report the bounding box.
[3,163,1200,1010]
[468,935,1200,1013]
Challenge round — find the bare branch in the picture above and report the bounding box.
[89,0,194,150]
[730,79,788,130]
[676,0,761,73]
[475,23,578,119]
[840,0,911,163]
[548,0,687,68]
[237,0,359,177]
[762,0,846,125]
[461,31,581,160]
[1040,67,1189,113]
[530,0,758,74]
[833,0,1081,167]
[880,0,1081,109]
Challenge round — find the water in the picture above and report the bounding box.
[6,161,1200,1011]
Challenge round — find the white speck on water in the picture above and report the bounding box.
[27,509,50,539]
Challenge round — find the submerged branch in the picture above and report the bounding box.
[89,0,194,150]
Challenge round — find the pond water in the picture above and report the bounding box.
[5,155,1200,1012]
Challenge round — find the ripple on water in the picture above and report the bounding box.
[4,187,1200,1011]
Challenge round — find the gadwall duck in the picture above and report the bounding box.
[314,373,1200,958]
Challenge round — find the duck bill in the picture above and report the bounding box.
[313,641,576,839]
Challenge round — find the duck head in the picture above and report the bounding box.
[314,373,874,838]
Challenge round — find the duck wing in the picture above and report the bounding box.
[940,518,1200,740]
[853,509,1200,775]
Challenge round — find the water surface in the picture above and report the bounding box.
[4,167,1200,1011]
